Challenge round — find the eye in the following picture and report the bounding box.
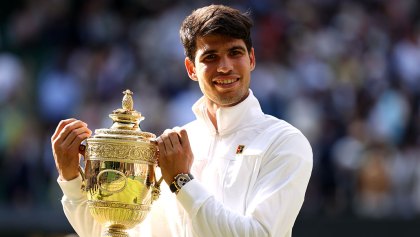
[230,50,243,57]
[203,54,217,62]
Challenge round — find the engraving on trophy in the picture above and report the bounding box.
[86,141,158,164]
[97,169,127,194]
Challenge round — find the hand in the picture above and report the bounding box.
[51,118,92,181]
[156,128,194,185]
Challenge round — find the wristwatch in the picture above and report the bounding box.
[170,173,194,194]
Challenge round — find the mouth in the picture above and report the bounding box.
[213,77,240,86]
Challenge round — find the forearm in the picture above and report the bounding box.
[178,181,269,237]
[58,175,102,237]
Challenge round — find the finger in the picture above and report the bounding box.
[162,129,173,135]
[54,120,88,145]
[69,130,91,149]
[161,133,174,152]
[178,129,191,151]
[156,137,167,157]
[172,126,182,132]
[168,132,182,148]
[61,126,91,148]
[51,118,77,141]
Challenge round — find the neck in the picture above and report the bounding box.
[206,101,219,130]
[204,91,251,131]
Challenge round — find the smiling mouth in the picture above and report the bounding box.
[214,78,239,85]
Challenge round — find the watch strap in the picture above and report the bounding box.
[169,181,178,193]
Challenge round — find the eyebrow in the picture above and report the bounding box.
[200,45,247,58]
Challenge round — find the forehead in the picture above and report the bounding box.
[195,35,246,54]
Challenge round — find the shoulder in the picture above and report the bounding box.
[181,120,201,134]
[259,115,308,143]
[259,115,313,162]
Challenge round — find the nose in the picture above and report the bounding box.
[217,56,233,73]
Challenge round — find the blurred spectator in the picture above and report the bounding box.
[38,58,82,124]
[354,143,393,218]
[392,35,420,91]
[0,53,24,104]
[331,119,366,214]
[367,85,411,144]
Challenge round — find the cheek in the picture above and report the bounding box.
[197,69,212,84]
[198,77,212,89]
[197,80,209,96]
[197,65,209,76]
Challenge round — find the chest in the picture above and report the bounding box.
[190,132,264,214]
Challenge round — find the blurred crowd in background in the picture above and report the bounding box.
[0,0,420,227]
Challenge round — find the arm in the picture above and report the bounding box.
[52,119,100,236]
[58,176,102,237]
[167,132,312,237]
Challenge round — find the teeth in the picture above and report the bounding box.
[215,79,237,84]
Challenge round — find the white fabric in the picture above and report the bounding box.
[58,91,313,237]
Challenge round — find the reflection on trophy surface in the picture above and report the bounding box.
[81,89,161,237]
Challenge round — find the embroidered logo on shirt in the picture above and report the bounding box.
[236,145,245,154]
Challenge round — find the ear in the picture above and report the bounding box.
[249,47,256,72]
[185,57,198,81]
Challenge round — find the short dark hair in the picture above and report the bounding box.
[180,5,253,61]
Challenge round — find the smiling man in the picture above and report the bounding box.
[156,5,312,236]
[53,4,313,237]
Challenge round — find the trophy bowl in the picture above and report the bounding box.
[81,90,161,237]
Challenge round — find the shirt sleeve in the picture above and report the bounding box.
[57,175,102,237]
[177,133,313,237]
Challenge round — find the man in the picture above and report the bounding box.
[52,4,312,237]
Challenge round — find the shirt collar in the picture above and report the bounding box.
[192,90,265,135]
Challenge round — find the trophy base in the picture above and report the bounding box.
[103,224,129,237]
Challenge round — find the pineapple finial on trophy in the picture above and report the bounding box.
[122,89,134,111]
[109,89,144,130]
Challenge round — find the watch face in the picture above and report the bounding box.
[176,174,190,187]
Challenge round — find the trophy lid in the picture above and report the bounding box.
[92,89,156,141]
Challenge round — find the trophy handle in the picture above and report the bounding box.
[152,174,164,202]
[151,140,163,202]
[79,165,87,192]
[78,144,87,192]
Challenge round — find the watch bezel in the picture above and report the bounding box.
[170,173,194,194]
[175,173,191,187]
